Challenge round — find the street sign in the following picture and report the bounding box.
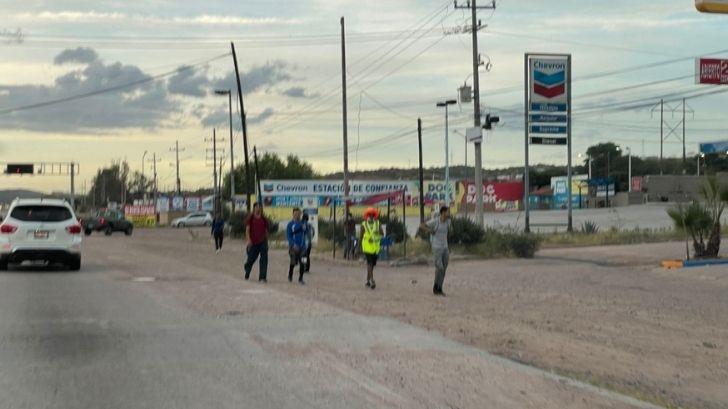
[466,127,483,143]
[5,164,34,174]
[696,0,728,13]
[696,58,728,84]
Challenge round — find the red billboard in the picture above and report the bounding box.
[696,58,728,85]
[460,181,524,205]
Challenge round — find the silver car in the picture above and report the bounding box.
[171,212,213,228]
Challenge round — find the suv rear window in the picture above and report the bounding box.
[10,205,73,222]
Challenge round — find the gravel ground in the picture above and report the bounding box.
[61,228,728,408]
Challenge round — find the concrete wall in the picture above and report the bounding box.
[642,173,728,202]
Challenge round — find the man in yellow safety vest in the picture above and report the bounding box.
[360,207,383,290]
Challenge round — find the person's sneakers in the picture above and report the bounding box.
[259,278,267,283]
[244,272,250,280]
[288,274,293,283]
[365,280,371,288]
[370,280,376,290]
[216,249,220,254]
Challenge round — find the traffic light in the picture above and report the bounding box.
[5,164,34,174]
[484,114,500,130]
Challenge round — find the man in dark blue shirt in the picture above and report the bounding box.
[286,207,305,284]
[211,212,225,254]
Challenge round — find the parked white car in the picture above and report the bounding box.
[170,212,213,228]
[0,198,83,270]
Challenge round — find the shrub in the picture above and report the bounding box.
[502,232,540,258]
[468,228,541,259]
[318,219,342,241]
[448,217,485,245]
[580,220,600,235]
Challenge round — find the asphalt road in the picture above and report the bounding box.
[0,230,661,409]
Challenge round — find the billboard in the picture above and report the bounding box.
[261,180,415,197]
[527,54,571,145]
[185,197,201,212]
[699,140,728,154]
[696,58,728,84]
[124,205,156,227]
[172,196,185,211]
[459,181,523,211]
[551,175,589,209]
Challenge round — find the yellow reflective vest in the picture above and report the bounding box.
[361,220,381,255]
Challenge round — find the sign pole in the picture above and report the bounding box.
[566,55,573,232]
[524,54,530,233]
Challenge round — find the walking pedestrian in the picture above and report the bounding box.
[244,203,269,282]
[420,206,451,296]
[286,207,306,285]
[301,212,315,273]
[211,212,225,254]
[344,212,356,259]
[360,207,383,290]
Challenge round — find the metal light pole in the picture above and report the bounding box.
[215,89,235,213]
[437,99,457,205]
[626,147,632,191]
[697,153,705,176]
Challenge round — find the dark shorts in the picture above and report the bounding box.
[365,253,378,267]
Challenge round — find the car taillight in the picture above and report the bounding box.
[0,224,18,234]
[66,225,82,235]
[99,217,105,224]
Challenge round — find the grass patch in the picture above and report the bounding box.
[539,227,683,248]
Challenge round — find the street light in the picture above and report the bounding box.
[214,89,235,213]
[436,99,457,205]
[577,153,592,179]
[698,152,706,176]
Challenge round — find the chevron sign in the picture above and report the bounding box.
[530,58,568,103]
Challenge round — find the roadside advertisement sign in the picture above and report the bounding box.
[459,181,523,211]
[124,205,156,227]
[527,54,570,146]
[699,140,728,154]
[185,197,200,212]
[156,196,169,213]
[261,180,415,197]
[551,175,588,209]
[695,58,728,84]
[631,176,643,192]
[172,196,184,211]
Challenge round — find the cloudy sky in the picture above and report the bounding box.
[1,0,727,192]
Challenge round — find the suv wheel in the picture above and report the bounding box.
[0,259,8,271]
[68,257,81,271]
[84,228,93,236]
[124,226,133,236]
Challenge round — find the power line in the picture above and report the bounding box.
[0,52,230,115]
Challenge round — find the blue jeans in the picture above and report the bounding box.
[244,241,268,280]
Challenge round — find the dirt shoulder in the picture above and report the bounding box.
[105,229,728,409]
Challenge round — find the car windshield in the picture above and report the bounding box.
[11,205,72,222]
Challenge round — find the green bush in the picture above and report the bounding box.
[448,217,485,245]
[502,232,540,258]
[318,219,343,241]
[468,228,540,259]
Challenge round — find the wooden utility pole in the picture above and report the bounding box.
[231,42,252,213]
[341,17,350,221]
[417,118,425,224]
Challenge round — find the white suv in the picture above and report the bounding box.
[0,198,83,271]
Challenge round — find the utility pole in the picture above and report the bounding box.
[70,162,76,210]
[213,128,218,213]
[169,140,184,195]
[418,118,425,224]
[253,146,262,208]
[341,17,350,219]
[146,153,161,224]
[660,99,664,174]
[231,43,252,213]
[456,0,496,228]
[682,97,686,165]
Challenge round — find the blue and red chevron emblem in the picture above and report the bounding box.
[533,69,565,99]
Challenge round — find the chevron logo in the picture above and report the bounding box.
[533,69,566,99]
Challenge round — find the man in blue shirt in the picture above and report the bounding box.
[286,207,305,284]
[210,212,225,254]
